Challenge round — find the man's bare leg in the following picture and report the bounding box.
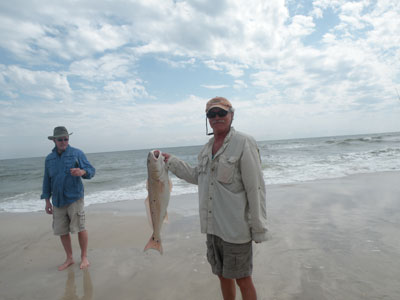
[59,234,74,271]
[78,230,89,269]
[218,275,236,300]
[236,276,257,300]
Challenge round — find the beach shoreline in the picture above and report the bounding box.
[1,171,400,300]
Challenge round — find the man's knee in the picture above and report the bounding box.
[219,275,234,284]
[236,276,254,289]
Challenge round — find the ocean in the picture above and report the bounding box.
[1,131,399,213]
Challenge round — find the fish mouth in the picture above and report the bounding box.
[152,150,161,159]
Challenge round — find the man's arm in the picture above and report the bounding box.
[164,153,199,185]
[240,139,268,242]
[76,151,95,179]
[41,159,53,214]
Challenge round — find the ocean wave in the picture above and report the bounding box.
[263,142,310,150]
[0,191,44,213]
[264,146,400,185]
[335,137,381,146]
[0,179,198,213]
[325,133,400,146]
[370,147,400,156]
[2,132,400,213]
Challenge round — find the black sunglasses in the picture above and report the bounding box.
[206,109,228,119]
[56,138,69,142]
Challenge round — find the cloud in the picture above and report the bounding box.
[69,53,138,81]
[0,0,399,158]
[233,80,248,90]
[103,79,149,102]
[288,14,315,37]
[157,57,196,68]
[201,84,230,89]
[204,60,247,77]
[0,65,71,100]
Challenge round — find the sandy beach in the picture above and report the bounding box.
[1,171,400,300]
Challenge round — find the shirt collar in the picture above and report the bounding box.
[207,127,235,160]
[52,144,71,156]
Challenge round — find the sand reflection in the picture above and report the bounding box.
[61,268,93,300]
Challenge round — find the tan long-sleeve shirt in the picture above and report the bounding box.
[167,128,268,243]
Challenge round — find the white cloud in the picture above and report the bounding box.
[0,0,399,158]
[103,79,149,102]
[204,60,248,77]
[288,15,315,37]
[69,53,138,81]
[233,80,248,90]
[64,22,131,57]
[0,65,71,100]
[201,84,229,89]
[157,57,196,68]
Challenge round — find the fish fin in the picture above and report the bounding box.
[163,212,169,224]
[144,236,163,254]
[145,197,153,229]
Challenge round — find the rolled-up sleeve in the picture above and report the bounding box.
[167,155,199,185]
[79,152,95,179]
[240,139,268,242]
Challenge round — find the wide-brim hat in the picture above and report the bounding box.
[48,126,73,140]
[205,96,233,112]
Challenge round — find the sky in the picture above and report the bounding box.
[0,0,399,159]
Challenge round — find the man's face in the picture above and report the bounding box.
[54,136,69,153]
[207,107,233,135]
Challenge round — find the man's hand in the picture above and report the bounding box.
[161,152,171,163]
[70,168,86,177]
[45,200,53,214]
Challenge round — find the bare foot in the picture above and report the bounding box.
[80,256,90,269]
[58,258,74,271]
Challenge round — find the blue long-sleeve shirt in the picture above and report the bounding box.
[41,145,95,207]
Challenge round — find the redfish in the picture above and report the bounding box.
[144,150,172,254]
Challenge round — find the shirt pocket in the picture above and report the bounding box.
[198,155,209,174]
[63,156,78,174]
[47,158,57,177]
[216,155,238,184]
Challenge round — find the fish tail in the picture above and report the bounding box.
[144,235,163,254]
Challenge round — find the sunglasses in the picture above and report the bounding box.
[206,109,228,119]
[56,138,69,142]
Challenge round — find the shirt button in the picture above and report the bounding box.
[209,210,212,213]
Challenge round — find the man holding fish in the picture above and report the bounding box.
[162,97,268,300]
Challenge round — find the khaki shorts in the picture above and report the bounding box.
[53,198,86,236]
[206,234,253,279]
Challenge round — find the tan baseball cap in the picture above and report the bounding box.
[205,97,233,112]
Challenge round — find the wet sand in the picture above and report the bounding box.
[1,171,399,300]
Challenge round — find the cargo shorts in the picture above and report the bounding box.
[53,198,86,236]
[206,234,253,279]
